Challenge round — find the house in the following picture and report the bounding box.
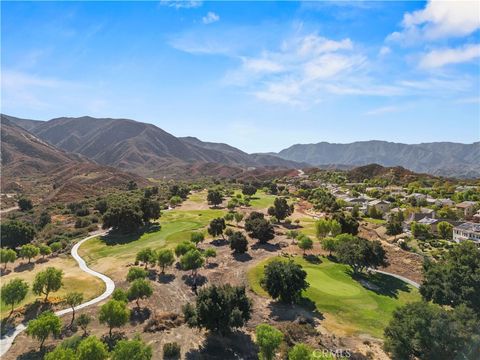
[453,222,480,245]
[367,199,391,214]
[456,201,477,219]
[435,198,455,207]
[473,210,480,223]
[417,217,439,234]
[403,208,436,232]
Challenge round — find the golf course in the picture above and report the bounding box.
[248,256,421,338]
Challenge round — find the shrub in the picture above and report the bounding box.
[163,342,181,359]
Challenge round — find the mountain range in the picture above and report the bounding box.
[2,114,479,179]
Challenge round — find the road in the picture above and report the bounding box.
[0,231,115,357]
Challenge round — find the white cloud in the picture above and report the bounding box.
[379,46,391,56]
[365,106,400,116]
[202,11,219,24]
[242,58,284,73]
[419,44,480,68]
[388,0,480,43]
[159,0,202,9]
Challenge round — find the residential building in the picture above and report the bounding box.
[456,201,477,219]
[367,199,391,214]
[453,222,480,245]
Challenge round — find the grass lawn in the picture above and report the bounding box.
[79,209,226,267]
[248,256,420,339]
[297,217,317,237]
[187,190,207,203]
[1,256,104,319]
[362,217,387,225]
[233,190,276,210]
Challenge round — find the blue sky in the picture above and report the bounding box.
[2,1,479,152]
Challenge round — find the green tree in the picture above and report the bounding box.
[208,218,226,239]
[112,288,128,303]
[229,231,248,254]
[50,242,62,253]
[136,248,156,269]
[297,235,313,255]
[0,248,17,271]
[267,197,293,221]
[336,237,387,274]
[315,219,330,239]
[262,259,309,304]
[112,338,153,360]
[26,311,62,350]
[1,278,28,317]
[94,199,108,214]
[234,212,244,226]
[174,241,196,257]
[39,244,52,259]
[207,190,223,208]
[1,220,36,248]
[224,212,234,222]
[411,221,431,239]
[127,180,138,191]
[157,249,175,273]
[37,211,52,229]
[332,212,359,235]
[18,197,33,211]
[245,212,274,243]
[180,249,204,277]
[183,284,252,335]
[288,343,313,360]
[127,279,153,309]
[437,221,453,239]
[102,203,143,234]
[45,347,78,360]
[139,197,161,223]
[126,267,148,282]
[242,184,257,196]
[190,232,205,247]
[255,324,284,360]
[321,237,337,256]
[77,336,109,360]
[19,244,39,263]
[99,299,131,340]
[33,267,63,302]
[65,292,84,326]
[420,241,480,314]
[384,302,478,360]
[203,248,216,265]
[76,314,91,336]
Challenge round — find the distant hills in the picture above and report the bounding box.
[2,114,479,179]
[275,141,480,178]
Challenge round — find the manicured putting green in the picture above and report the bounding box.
[79,209,226,265]
[248,256,420,338]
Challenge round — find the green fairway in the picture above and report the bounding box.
[79,209,226,265]
[232,190,276,210]
[248,256,420,338]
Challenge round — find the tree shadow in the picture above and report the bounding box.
[251,242,280,252]
[205,262,219,269]
[232,252,252,262]
[303,254,322,264]
[16,347,51,360]
[350,271,411,299]
[130,307,151,325]
[158,273,175,284]
[185,331,257,360]
[182,274,208,287]
[0,268,12,276]
[268,298,324,323]
[0,317,16,337]
[101,331,127,351]
[210,239,228,247]
[99,232,142,246]
[23,300,53,321]
[13,262,34,273]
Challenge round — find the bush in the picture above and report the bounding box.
[163,342,181,359]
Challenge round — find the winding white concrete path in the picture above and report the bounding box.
[0,231,115,357]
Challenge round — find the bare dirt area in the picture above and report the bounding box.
[359,222,423,284]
